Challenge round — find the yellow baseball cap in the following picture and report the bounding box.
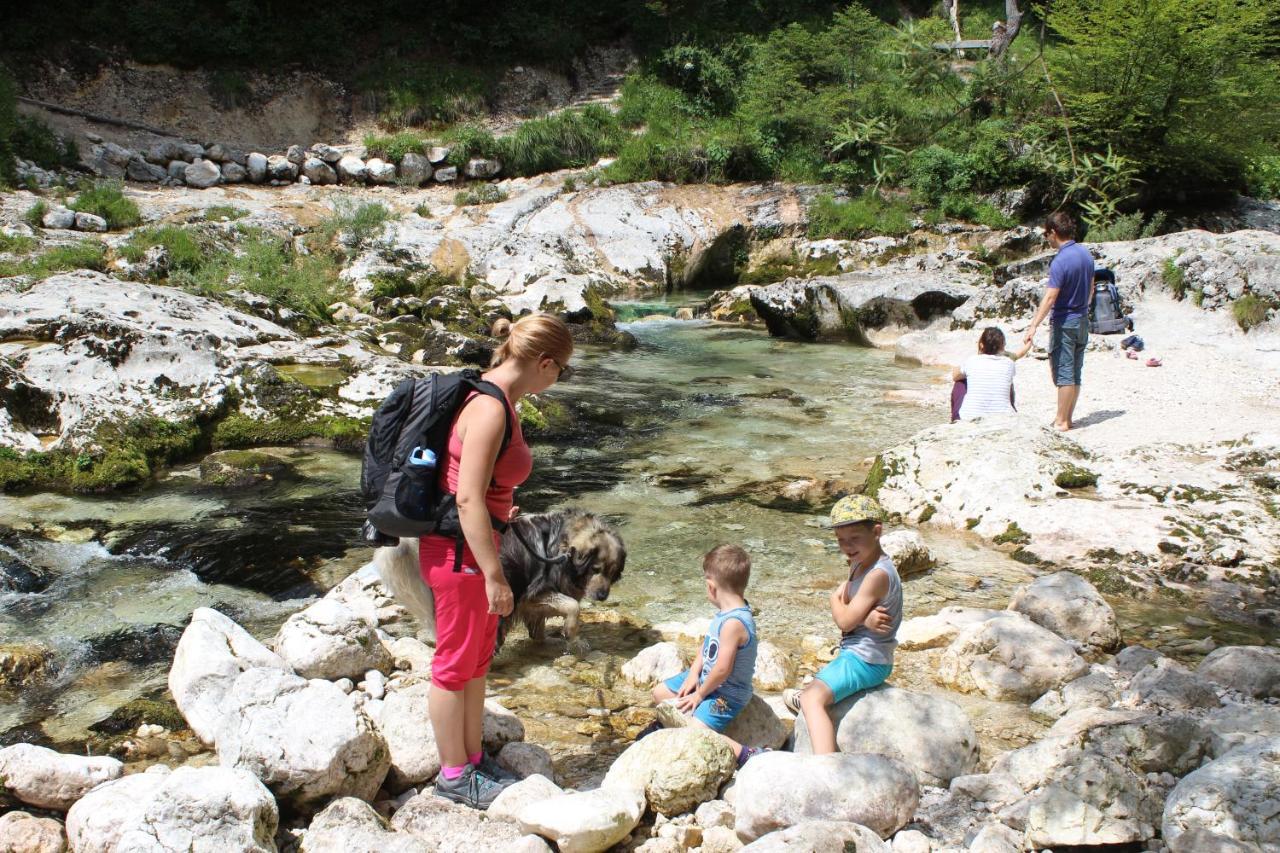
[829,494,885,527]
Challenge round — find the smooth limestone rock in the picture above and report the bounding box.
[622,642,688,686]
[390,790,529,850]
[168,607,293,744]
[0,811,65,853]
[890,828,931,853]
[938,613,1088,701]
[896,607,1000,651]
[73,212,107,232]
[337,155,368,183]
[1162,737,1280,853]
[603,728,737,816]
[489,774,562,822]
[166,160,187,182]
[1197,644,1280,699]
[427,146,451,164]
[656,694,788,750]
[1029,667,1121,720]
[0,744,123,811]
[127,156,167,182]
[465,158,502,179]
[65,765,277,853]
[753,641,797,692]
[399,152,432,185]
[1114,645,1164,674]
[433,166,458,183]
[1007,571,1121,651]
[183,158,221,189]
[286,145,306,165]
[792,686,979,786]
[516,786,645,853]
[213,666,390,809]
[301,797,430,853]
[696,800,736,830]
[497,741,556,781]
[734,752,919,841]
[302,157,338,185]
[221,161,248,183]
[367,158,396,184]
[246,152,268,183]
[878,530,935,578]
[740,821,889,852]
[272,597,394,681]
[266,155,298,181]
[1202,704,1280,757]
[311,143,343,163]
[41,207,76,229]
[1125,658,1219,710]
[967,822,1023,853]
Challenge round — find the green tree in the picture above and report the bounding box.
[1047,0,1280,196]
[0,66,17,186]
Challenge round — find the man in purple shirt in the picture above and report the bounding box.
[1023,211,1095,431]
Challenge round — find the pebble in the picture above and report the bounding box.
[365,670,386,700]
[1183,616,1210,627]
[335,678,354,694]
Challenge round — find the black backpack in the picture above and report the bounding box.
[361,369,513,545]
[1090,268,1134,334]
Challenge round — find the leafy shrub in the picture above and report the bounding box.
[1233,294,1271,331]
[414,203,432,218]
[357,60,492,129]
[500,106,625,176]
[182,230,339,324]
[0,232,36,255]
[936,194,1015,228]
[654,45,740,114]
[443,124,504,167]
[69,181,141,229]
[203,205,247,222]
[454,184,509,206]
[1086,210,1167,242]
[0,241,107,279]
[1162,258,1188,300]
[120,226,207,273]
[0,66,16,186]
[22,199,48,228]
[807,192,913,240]
[907,146,971,202]
[12,116,78,171]
[317,200,395,251]
[362,131,429,164]
[1246,155,1280,199]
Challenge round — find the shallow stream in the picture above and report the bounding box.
[0,298,1254,781]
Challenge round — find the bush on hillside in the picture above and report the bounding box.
[807,192,913,239]
[0,66,17,186]
[69,182,141,229]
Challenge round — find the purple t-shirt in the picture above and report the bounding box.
[1048,240,1095,324]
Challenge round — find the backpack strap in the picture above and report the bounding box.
[442,378,517,573]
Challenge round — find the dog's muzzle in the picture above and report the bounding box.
[584,575,612,601]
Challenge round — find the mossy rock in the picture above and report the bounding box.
[0,643,54,689]
[993,522,1031,545]
[1054,465,1099,489]
[199,449,292,487]
[89,697,189,735]
[860,454,894,498]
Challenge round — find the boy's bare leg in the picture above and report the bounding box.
[696,712,747,753]
[652,683,676,704]
[799,680,838,754]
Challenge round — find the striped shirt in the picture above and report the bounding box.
[958,354,1016,420]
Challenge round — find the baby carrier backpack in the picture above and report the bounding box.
[1090,268,1133,334]
[361,370,512,545]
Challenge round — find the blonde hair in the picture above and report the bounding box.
[703,544,751,595]
[490,313,574,368]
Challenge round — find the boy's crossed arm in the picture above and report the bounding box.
[675,619,749,713]
[830,570,891,634]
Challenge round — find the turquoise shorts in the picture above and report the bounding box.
[662,672,747,732]
[814,650,892,703]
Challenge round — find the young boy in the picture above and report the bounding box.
[788,495,902,754]
[650,544,762,766]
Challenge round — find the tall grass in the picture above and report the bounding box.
[180,230,340,324]
[807,193,913,239]
[1233,294,1271,331]
[499,106,626,176]
[316,200,396,252]
[0,240,107,279]
[69,181,141,230]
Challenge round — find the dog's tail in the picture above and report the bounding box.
[374,537,436,644]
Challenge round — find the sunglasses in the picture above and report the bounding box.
[544,355,574,382]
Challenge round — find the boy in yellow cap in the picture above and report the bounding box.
[787,495,902,754]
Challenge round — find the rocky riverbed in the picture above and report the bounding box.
[3,170,1279,851]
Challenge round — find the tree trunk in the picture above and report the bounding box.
[942,0,962,42]
[989,0,1024,58]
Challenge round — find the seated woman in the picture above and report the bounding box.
[951,327,1031,422]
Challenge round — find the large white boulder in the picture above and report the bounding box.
[733,752,919,841]
[168,607,292,744]
[302,157,338,185]
[183,158,222,189]
[0,744,122,811]
[516,786,645,853]
[301,797,430,853]
[603,728,737,816]
[246,152,268,183]
[1029,667,1122,720]
[1197,644,1280,699]
[489,774,563,822]
[1162,737,1280,853]
[938,613,1088,701]
[366,158,397,184]
[896,607,1000,651]
[0,811,65,853]
[878,530,935,578]
[792,686,979,786]
[621,642,688,686]
[266,155,297,181]
[1125,658,1219,710]
[337,155,368,184]
[389,789,530,850]
[65,765,277,853]
[656,694,788,750]
[497,742,556,781]
[740,821,888,852]
[399,153,433,185]
[465,158,502,179]
[752,641,796,692]
[214,666,390,809]
[272,597,394,680]
[1007,571,1120,651]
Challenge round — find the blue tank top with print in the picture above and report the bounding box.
[698,605,757,708]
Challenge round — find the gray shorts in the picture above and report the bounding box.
[1050,318,1088,387]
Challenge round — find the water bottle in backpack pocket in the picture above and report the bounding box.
[394,446,439,522]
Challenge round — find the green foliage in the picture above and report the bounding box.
[738,251,841,285]
[443,123,504,167]
[1055,465,1099,489]
[362,130,430,164]
[203,205,247,222]
[69,181,141,229]
[935,193,1015,228]
[317,200,395,252]
[0,231,36,255]
[120,226,207,273]
[414,203,432,218]
[357,59,492,129]
[208,69,251,108]
[1047,0,1280,197]
[807,192,912,240]
[454,184,509,206]
[12,115,78,170]
[0,66,16,186]
[1246,156,1280,199]
[1233,294,1271,332]
[368,267,455,299]
[501,106,625,176]
[211,413,366,452]
[22,199,47,228]
[1086,210,1167,242]
[0,241,107,279]
[1162,258,1188,300]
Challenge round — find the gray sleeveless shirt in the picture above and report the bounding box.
[839,553,902,666]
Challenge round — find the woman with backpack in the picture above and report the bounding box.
[425,313,574,809]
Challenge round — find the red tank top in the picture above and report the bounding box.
[439,390,533,521]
